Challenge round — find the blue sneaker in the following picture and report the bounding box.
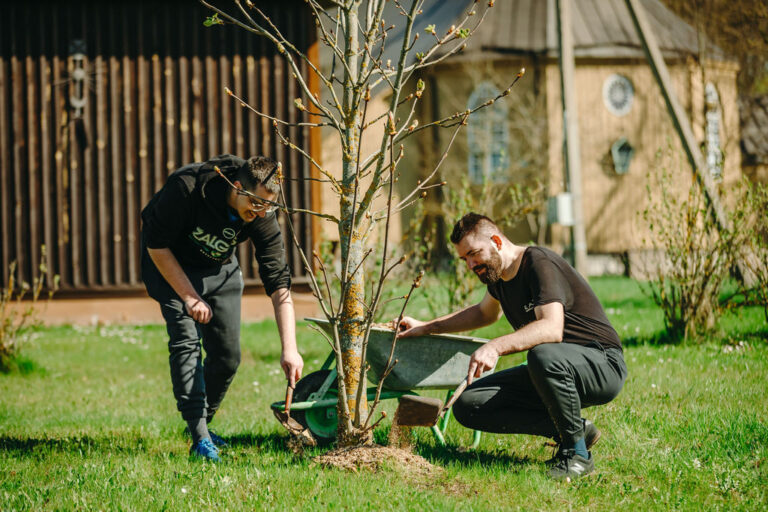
[208,430,228,449]
[190,438,220,462]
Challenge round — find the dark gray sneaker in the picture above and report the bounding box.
[546,419,602,466]
[547,449,595,481]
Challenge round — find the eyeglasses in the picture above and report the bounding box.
[237,189,278,213]
[214,165,283,214]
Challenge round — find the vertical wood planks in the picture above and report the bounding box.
[1,0,316,292]
[0,9,10,285]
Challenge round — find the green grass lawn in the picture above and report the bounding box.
[1,277,766,510]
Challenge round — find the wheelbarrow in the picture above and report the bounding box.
[270,318,496,449]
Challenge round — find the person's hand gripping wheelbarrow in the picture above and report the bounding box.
[273,350,317,447]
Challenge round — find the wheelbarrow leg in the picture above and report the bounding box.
[470,430,482,450]
[438,389,454,434]
[434,388,483,451]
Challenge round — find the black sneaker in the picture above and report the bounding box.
[546,419,602,466]
[547,449,594,481]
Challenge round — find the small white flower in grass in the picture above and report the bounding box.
[252,381,259,386]
[651,384,657,388]
[181,487,188,494]
[693,458,701,469]
[658,358,664,364]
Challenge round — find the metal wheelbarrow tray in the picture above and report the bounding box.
[270,318,496,447]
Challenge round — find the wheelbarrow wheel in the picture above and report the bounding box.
[292,370,338,444]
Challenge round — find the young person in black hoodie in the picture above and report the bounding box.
[141,154,303,461]
[399,213,627,481]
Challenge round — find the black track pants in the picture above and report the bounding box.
[142,250,244,422]
[452,342,627,446]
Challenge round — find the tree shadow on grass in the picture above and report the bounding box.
[0,434,150,456]
[223,431,293,450]
[0,431,327,460]
[415,443,533,472]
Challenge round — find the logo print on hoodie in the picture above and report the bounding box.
[190,227,238,259]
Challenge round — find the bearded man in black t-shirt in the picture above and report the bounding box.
[399,213,627,481]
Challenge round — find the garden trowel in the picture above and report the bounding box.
[272,383,317,447]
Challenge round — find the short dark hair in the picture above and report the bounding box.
[450,213,501,244]
[236,156,281,194]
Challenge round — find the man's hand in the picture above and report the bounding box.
[184,297,212,324]
[281,349,304,388]
[397,316,429,338]
[467,341,500,385]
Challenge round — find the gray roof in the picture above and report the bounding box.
[741,96,768,165]
[380,0,726,64]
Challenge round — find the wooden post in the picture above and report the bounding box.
[556,0,588,276]
[307,21,322,265]
[624,0,727,228]
[624,0,751,282]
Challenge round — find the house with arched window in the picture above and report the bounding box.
[378,0,742,275]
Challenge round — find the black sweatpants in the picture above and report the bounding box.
[142,250,244,422]
[453,342,627,447]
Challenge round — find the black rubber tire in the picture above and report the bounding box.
[291,370,338,444]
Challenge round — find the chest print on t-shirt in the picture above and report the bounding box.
[523,301,535,313]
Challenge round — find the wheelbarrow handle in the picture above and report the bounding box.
[440,377,468,417]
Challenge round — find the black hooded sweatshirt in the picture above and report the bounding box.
[141,154,291,296]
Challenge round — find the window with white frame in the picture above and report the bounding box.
[467,82,509,184]
[705,82,723,181]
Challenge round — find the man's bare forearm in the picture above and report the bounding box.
[489,319,563,355]
[423,303,496,334]
[271,287,297,353]
[147,247,200,302]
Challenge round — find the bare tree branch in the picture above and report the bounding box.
[363,271,423,429]
[200,0,344,132]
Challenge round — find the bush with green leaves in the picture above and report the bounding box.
[0,246,58,372]
[732,181,768,323]
[641,154,756,341]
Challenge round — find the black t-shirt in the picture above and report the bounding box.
[487,246,621,350]
[140,154,291,296]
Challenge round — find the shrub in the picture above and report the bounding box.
[641,155,753,341]
[0,246,59,372]
[733,181,768,323]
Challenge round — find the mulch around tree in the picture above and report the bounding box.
[313,445,441,475]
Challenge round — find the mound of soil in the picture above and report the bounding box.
[313,445,441,475]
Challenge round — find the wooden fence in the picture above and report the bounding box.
[0,0,318,294]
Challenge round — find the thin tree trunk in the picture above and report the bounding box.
[337,2,369,445]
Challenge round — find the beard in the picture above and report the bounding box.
[472,250,503,285]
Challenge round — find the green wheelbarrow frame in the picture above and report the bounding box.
[270,318,496,449]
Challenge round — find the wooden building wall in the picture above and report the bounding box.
[0,0,317,294]
[398,55,741,259]
[544,58,742,254]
